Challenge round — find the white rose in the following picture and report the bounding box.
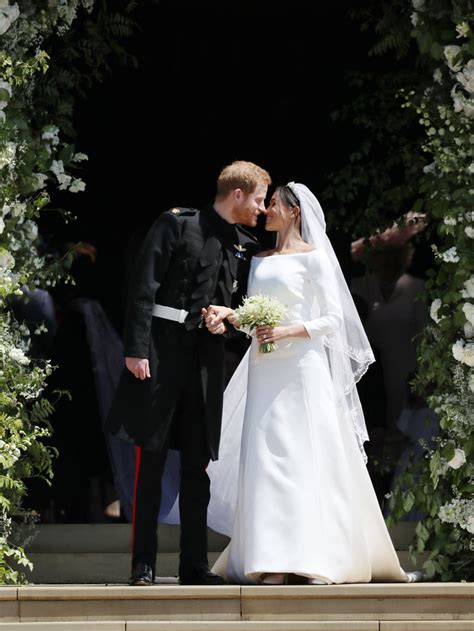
[461,277,474,299]
[466,516,474,534]
[444,45,463,72]
[32,172,48,191]
[456,22,470,39]
[465,226,474,238]
[469,373,474,393]
[8,347,29,365]
[463,303,474,326]
[412,0,424,10]
[0,3,19,36]
[72,152,88,162]
[69,178,86,193]
[57,173,72,190]
[411,12,419,26]
[457,60,474,95]
[10,201,25,217]
[0,249,14,269]
[465,322,474,339]
[441,246,460,263]
[0,217,4,235]
[50,159,64,177]
[41,125,60,145]
[452,339,465,362]
[462,100,474,119]
[23,220,38,241]
[0,79,12,101]
[462,342,474,367]
[443,216,457,225]
[447,448,467,470]
[433,68,443,84]
[430,298,443,323]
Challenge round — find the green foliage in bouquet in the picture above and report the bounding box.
[234,294,287,353]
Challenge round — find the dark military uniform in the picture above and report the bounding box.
[106,205,259,578]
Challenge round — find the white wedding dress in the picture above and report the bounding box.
[207,249,409,584]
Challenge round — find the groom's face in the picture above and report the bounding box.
[232,182,268,227]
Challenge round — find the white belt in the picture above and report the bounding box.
[152,304,189,324]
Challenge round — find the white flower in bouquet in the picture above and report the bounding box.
[233,294,286,353]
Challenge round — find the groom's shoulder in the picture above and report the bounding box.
[163,207,199,220]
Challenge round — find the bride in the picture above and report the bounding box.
[203,183,422,585]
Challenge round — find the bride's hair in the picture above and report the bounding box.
[276,184,303,235]
[277,184,300,210]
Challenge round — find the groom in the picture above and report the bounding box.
[106,161,270,585]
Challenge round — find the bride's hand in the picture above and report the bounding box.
[256,323,310,343]
[256,325,289,344]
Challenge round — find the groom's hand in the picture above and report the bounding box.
[202,307,227,335]
[125,357,151,380]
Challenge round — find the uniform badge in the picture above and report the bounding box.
[171,208,181,214]
[233,244,247,260]
[232,279,239,293]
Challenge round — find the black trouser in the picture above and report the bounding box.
[132,351,211,578]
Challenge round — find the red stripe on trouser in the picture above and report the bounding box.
[131,446,142,551]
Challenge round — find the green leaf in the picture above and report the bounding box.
[430,42,443,60]
[424,559,436,578]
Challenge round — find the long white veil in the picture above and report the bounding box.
[204,183,375,537]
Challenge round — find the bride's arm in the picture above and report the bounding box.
[302,251,343,339]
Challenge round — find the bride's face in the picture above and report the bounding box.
[264,191,292,232]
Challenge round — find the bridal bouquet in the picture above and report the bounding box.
[233,294,286,353]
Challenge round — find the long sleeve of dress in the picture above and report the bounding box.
[123,211,180,358]
[303,251,344,339]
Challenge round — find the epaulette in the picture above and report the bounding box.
[236,224,258,242]
[167,207,198,217]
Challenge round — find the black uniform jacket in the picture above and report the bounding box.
[106,206,260,460]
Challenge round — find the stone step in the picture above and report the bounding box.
[1,622,474,631]
[18,524,229,554]
[18,523,417,554]
[0,584,472,626]
[23,551,427,585]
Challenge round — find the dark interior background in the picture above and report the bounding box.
[42,0,426,332]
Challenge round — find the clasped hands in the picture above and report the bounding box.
[201,305,293,344]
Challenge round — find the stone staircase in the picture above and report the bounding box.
[1,523,472,630]
[0,583,473,630]
[19,522,423,584]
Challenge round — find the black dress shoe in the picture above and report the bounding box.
[179,568,225,585]
[128,562,155,586]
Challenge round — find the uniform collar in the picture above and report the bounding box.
[203,205,237,241]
